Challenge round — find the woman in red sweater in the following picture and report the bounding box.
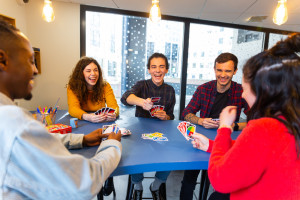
[192,33,300,200]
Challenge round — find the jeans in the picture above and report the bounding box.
[131,171,171,184]
[180,170,201,200]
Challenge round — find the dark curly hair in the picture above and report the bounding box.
[243,33,300,156]
[68,57,105,103]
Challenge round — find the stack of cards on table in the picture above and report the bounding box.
[142,132,168,142]
[102,124,131,136]
[177,121,196,141]
[149,105,164,117]
[95,107,115,115]
[46,124,72,134]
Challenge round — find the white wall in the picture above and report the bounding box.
[1,0,80,111]
[0,0,28,34]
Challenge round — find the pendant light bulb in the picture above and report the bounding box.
[273,0,288,25]
[42,0,55,23]
[149,0,161,22]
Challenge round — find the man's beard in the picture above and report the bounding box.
[24,93,32,100]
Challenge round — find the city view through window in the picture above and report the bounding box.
[85,11,287,119]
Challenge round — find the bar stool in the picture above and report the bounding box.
[126,175,167,200]
[197,170,210,200]
[97,177,116,200]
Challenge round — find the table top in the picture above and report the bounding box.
[55,111,240,176]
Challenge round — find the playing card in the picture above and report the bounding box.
[186,124,196,137]
[94,109,101,115]
[212,118,220,121]
[120,128,131,136]
[158,106,164,111]
[142,133,154,139]
[151,132,163,137]
[152,136,168,141]
[151,97,161,103]
[177,121,196,141]
[149,106,157,117]
[107,108,116,114]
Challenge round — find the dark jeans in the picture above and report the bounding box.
[208,192,230,200]
[180,170,201,200]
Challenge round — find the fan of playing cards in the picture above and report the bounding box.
[102,124,131,136]
[149,105,165,117]
[177,121,196,141]
[95,107,115,115]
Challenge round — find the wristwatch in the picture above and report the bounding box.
[234,122,239,131]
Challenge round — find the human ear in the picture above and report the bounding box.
[0,50,8,71]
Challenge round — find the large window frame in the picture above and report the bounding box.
[80,5,296,119]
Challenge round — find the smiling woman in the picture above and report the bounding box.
[67,56,119,123]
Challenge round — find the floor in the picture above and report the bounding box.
[95,170,214,200]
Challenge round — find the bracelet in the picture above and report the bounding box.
[218,124,233,132]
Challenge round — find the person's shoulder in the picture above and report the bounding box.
[197,80,216,90]
[103,80,110,87]
[231,81,242,89]
[0,105,36,129]
[247,117,286,131]
[163,82,175,90]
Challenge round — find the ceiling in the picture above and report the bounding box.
[54,0,300,33]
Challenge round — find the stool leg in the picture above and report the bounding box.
[160,183,167,199]
[199,170,206,199]
[97,188,104,200]
[126,175,134,200]
[199,170,210,200]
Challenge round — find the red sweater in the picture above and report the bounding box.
[208,118,300,200]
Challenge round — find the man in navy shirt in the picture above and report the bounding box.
[121,53,175,200]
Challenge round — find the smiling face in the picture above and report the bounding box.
[242,76,256,108]
[4,33,38,100]
[214,60,237,91]
[148,57,168,86]
[83,62,99,90]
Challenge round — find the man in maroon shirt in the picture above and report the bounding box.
[180,52,248,200]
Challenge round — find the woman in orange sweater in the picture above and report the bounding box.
[67,57,119,123]
[192,33,300,200]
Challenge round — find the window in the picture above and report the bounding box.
[186,24,264,118]
[219,38,223,44]
[268,33,288,49]
[108,61,116,76]
[82,6,290,119]
[85,11,184,118]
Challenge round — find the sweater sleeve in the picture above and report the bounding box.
[103,82,120,117]
[121,81,142,106]
[67,87,86,120]
[208,122,274,193]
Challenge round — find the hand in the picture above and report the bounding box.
[83,113,107,123]
[83,128,108,146]
[105,113,117,122]
[219,106,237,127]
[191,132,209,152]
[201,118,219,129]
[142,98,153,111]
[107,130,122,142]
[153,110,169,120]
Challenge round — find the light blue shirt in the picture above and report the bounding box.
[0,92,122,200]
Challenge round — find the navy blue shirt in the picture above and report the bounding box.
[121,79,176,120]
